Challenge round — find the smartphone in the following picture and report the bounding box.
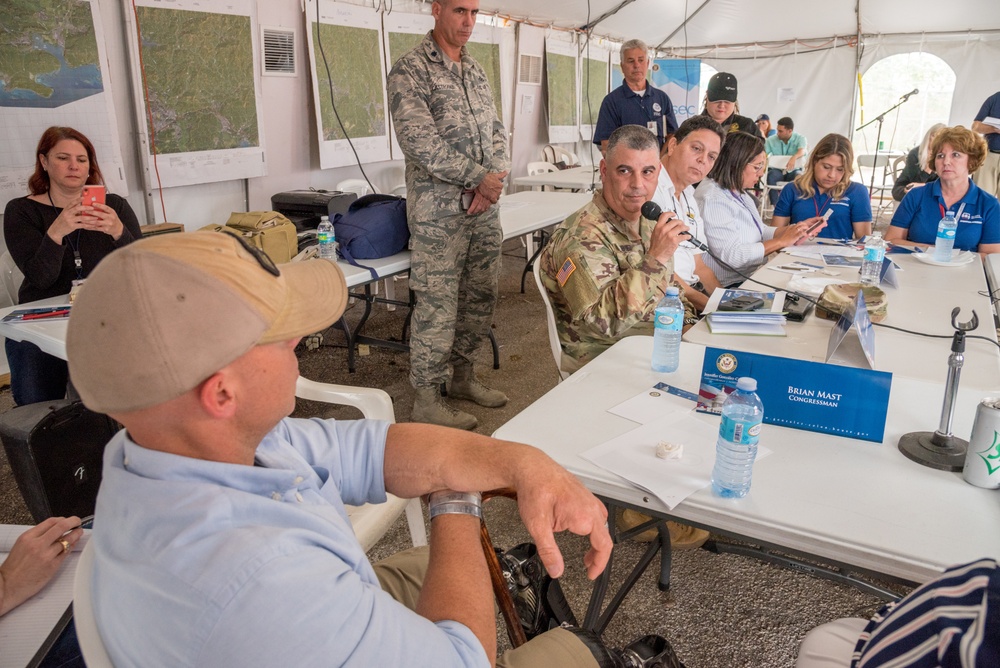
[460,189,475,211]
[795,209,833,245]
[719,295,765,312]
[81,184,105,208]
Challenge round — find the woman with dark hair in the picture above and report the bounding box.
[695,131,820,287]
[886,125,1000,254]
[771,133,872,239]
[3,126,141,405]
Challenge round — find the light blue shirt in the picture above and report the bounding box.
[91,419,488,667]
[764,132,807,157]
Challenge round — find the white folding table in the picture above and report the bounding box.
[513,165,601,192]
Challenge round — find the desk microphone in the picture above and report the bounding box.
[641,201,710,251]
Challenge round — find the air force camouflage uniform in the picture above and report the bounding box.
[388,31,509,389]
[541,191,692,372]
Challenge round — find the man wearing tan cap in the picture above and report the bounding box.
[65,232,684,667]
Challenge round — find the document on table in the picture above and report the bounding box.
[588,387,770,509]
[0,525,89,668]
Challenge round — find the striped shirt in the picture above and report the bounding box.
[694,178,777,287]
[852,558,999,667]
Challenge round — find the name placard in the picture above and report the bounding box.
[697,347,892,442]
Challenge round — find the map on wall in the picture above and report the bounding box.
[312,22,386,142]
[134,6,259,153]
[581,44,611,141]
[0,0,127,209]
[306,0,390,169]
[124,0,266,188]
[545,36,579,143]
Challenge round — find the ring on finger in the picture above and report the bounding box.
[58,539,70,553]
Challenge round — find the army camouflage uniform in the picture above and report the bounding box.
[388,31,509,389]
[540,190,694,372]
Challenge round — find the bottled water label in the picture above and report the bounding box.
[318,231,330,243]
[654,312,682,331]
[720,415,761,445]
[937,228,956,240]
[863,246,884,263]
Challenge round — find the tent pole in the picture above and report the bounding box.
[579,0,637,35]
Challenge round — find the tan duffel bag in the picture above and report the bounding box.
[202,211,298,264]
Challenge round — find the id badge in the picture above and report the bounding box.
[69,279,85,303]
[647,121,657,134]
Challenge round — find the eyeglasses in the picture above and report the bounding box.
[748,161,766,173]
[231,233,280,277]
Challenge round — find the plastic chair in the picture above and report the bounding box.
[336,178,375,198]
[295,376,427,551]
[857,154,896,219]
[0,251,23,307]
[532,261,570,381]
[541,145,578,168]
[73,541,114,668]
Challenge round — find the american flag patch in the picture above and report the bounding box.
[556,257,576,286]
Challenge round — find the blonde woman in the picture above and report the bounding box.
[892,123,945,201]
[771,133,872,239]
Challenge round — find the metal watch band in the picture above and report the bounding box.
[427,490,483,521]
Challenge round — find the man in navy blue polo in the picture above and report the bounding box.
[593,39,678,155]
[972,91,1000,198]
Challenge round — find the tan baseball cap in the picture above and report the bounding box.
[66,231,348,414]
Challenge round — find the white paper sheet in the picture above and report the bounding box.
[607,386,696,424]
[580,412,771,510]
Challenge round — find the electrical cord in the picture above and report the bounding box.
[642,200,1000,351]
[315,0,375,193]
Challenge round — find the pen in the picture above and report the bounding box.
[22,309,70,320]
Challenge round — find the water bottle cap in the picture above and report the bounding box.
[736,377,757,392]
[666,286,680,296]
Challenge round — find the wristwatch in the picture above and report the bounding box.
[427,490,483,521]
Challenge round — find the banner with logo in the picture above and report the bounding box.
[696,347,892,443]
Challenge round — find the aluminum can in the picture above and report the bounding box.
[962,397,1000,489]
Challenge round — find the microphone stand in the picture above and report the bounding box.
[855,94,917,200]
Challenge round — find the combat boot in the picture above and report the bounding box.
[449,364,508,407]
[411,386,477,430]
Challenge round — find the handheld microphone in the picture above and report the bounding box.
[901,88,919,99]
[641,201,710,251]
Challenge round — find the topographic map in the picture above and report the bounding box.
[547,52,577,126]
[583,57,608,126]
[134,6,259,154]
[0,0,103,108]
[313,22,385,141]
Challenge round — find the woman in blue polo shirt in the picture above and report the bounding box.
[771,133,873,239]
[886,125,1000,254]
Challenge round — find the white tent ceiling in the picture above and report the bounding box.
[473,0,1000,51]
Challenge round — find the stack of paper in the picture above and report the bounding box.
[703,289,787,336]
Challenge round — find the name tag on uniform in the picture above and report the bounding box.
[647,121,657,134]
[557,258,576,286]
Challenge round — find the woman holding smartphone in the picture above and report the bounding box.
[696,131,821,287]
[3,126,141,405]
[770,133,873,239]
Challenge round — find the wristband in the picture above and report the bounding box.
[427,490,483,521]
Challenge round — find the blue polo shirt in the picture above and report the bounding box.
[975,92,1000,152]
[773,181,872,239]
[889,178,1000,250]
[593,82,678,147]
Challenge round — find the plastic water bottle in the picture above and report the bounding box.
[317,215,338,260]
[711,377,763,498]
[933,211,958,262]
[859,232,885,286]
[651,286,683,373]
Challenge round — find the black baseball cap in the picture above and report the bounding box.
[707,72,738,102]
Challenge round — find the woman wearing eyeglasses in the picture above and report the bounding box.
[696,132,821,287]
[771,133,872,240]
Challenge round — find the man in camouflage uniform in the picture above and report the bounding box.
[388,0,509,430]
[540,125,693,373]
